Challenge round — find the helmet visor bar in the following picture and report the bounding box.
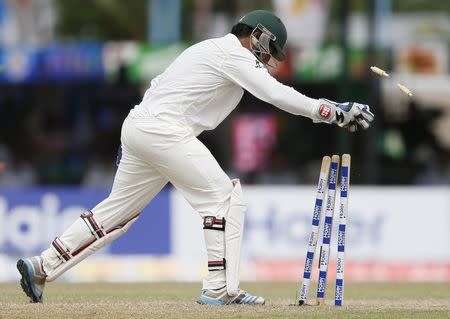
[250,24,278,68]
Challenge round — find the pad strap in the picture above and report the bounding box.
[203,216,225,231]
[80,210,106,239]
[208,259,226,271]
[51,237,73,262]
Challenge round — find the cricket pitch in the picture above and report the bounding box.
[1,282,450,319]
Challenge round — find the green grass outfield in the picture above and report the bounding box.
[1,282,450,319]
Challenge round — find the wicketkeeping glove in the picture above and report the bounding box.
[313,98,375,132]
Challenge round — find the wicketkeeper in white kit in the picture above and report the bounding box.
[17,10,374,305]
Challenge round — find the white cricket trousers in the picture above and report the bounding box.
[41,115,234,289]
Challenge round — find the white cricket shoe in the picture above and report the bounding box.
[16,256,46,303]
[198,286,265,305]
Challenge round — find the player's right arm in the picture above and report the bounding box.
[221,50,374,132]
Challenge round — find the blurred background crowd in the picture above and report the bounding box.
[0,0,449,186]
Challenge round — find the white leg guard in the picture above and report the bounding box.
[202,215,226,289]
[225,179,246,296]
[202,179,246,295]
[45,214,139,282]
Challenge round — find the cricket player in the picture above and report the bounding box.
[17,10,374,305]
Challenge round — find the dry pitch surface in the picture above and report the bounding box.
[1,282,450,319]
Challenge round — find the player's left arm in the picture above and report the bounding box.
[221,51,374,132]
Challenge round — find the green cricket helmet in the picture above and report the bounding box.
[238,10,287,61]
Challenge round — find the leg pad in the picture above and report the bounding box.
[46,214,139,282]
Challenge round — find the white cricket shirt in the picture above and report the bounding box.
[130,33,320,136]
